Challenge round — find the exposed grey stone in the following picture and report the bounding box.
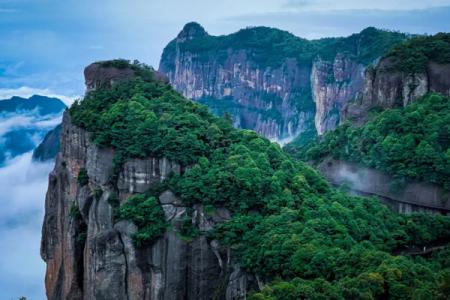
[159,190,182,205]
[226,264,249,300]
[311,54,365,135]
[161,205,177,221]
[118,158,181,194]
[159,39,315,142]
[86,144,114,186]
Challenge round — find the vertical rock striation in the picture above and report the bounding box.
[310,54,365,135]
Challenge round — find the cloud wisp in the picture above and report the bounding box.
[0,111,62,138]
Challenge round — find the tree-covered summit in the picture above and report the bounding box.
[71,59,240,166]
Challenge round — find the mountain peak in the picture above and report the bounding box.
[359,26,381,34]
[177,22,208,41]
[84,59,168,92]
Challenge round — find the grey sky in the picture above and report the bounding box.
[1,0,450,97]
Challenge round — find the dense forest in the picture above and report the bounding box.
[287,93,450,190]
[70,61,450,299]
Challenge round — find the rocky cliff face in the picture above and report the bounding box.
[343,58,450,124]
[84,62,136,93]
[311,54,365,135]
[41,63,255,300]
[159,24,314,143]
[159,23,405,141]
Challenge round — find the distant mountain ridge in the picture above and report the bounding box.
[32,125,62,162]
[159,23,408,142]
[0,94,66,164]
[0,94,66,116]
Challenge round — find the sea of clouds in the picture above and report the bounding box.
[0,152,50,299]
[0,89,66,299]
[0,110,62,136]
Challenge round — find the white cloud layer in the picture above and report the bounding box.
[0,112,62,137]
[0,152,52,300]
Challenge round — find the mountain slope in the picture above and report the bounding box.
[42,60,450,299]
[32,125,61,162]
[287,33,450,175]
[159,23,407,141]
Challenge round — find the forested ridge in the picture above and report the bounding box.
[162,24,407,67]
[70,60,450,299]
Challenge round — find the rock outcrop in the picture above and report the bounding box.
[343,58,450,124]
[41,63,255,300]
[84,62,137,93]
[84,61,168,93]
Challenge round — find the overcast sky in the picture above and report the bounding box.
[1,0,450,98]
